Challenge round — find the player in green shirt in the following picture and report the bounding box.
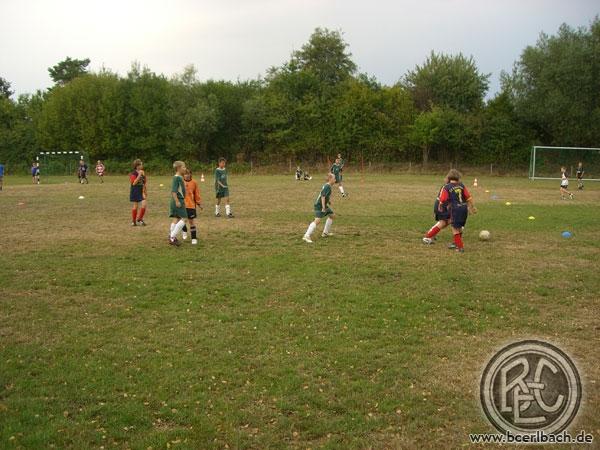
[303,173,336,243]
[214,157,234,218]
[330,155,347,197]
[168,161,188,246]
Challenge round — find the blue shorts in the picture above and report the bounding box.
[450,206,468,229]
[433,200,450,221]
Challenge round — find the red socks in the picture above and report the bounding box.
[454,233,464,249]
[131,208,137,222]
[426,225,441,239]
[138,208,146,220]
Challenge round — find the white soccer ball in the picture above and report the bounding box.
[479,230,491,241]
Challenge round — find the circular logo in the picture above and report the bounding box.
[480,340,581,435]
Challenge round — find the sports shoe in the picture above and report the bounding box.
[191,239,198,245]
[321,232,333,237]
[342,193,348,198]
[215,213,221,217]
[169,237,181,247]
[447,243,457,249]
[131,221,137,226]
[302,235,313,244]
[137,220,146,226]
[182,232,188,240]
[227,213,234,218]
[422,237,433,245]
[455,248,464,253]
[569,193,574,200]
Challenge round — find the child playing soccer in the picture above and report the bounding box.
[78,160,89,184]
[129,159,148,226]
[168,161,188,246]
[95,160,105,183]
[31,162,40,185]
[437,169,476,253]
[560,166,574,200]
[214,157,233,218]
[576,162,584,190]
[182,169,202,245]
[302,173,336,244]
[422,176,451,245]
[330,156,347,197]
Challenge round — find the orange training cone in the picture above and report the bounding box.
[200,173,205,182]
[473,178,478,187]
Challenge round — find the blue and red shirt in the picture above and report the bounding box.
[439,182,471,209]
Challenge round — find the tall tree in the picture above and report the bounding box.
[48,57,91,86]
[0,77,13,99]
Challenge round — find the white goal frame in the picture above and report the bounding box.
[38,151,85,175]
[529,146,600,181]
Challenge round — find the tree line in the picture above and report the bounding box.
[1,19,599,173]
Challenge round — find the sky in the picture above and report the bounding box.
[1,0,598,97]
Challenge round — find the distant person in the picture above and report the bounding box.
[95,160,106,183]
[330,156,347,197]
[31,162,40,185]
[295,166,312,181]
[437,169,477,253]
[214,157,234,218]
[302,173,336,244]
[560,166,574,200]
[0,163,4,191]
[168,161,188,246]
[129,159,148,226]
[182,169,202,245]
[576,161,584,190]
[78,160,89,184]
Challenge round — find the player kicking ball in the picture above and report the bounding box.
[303,173,336,244]
[214,157,234,218]
[437,169,476,253]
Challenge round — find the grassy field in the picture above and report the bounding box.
[1,173,599,449]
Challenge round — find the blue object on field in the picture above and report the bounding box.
[0,164,4,176]
[561,231,572,238]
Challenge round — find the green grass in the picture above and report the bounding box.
[1,174,599,449]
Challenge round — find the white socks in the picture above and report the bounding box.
[170,220,185,239]
[324,218,333,234]
[215,205,220,215]
[170,223,175,235]
[225,204,231,216]
[305,221,317,238]
[339,185,345,194]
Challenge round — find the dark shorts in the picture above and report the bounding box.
[334,175,342,184]
[130,191,144,202]
[433,200,450,221]
[186,208,197,219]
[560,183,568,189]
[314,207,334,219]
[216,188,229,198]
[450,206,468,229]
[576,173,583,179]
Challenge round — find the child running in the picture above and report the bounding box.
[576,162,584,190]
[95,160,106,183]
[214,157,234,218]
[422,176,451,245]
[168,161,188,246]
[129,159,148,226]
[437,169,476,253]
[560,166,574,200]
[302,173,336,244]
[182,169,202,245]
[330,156,347,197]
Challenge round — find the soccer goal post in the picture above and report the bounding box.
[529,146,600,181]
[38,151,86,176]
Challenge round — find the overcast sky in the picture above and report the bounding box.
[1,0,598,97]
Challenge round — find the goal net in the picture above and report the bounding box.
[529,146,600,180]
[38,151,86,176]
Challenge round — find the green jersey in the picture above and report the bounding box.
[215,167,228,191]
[314,183,332,210]
[171,174,186,199]
[330,163,341,177]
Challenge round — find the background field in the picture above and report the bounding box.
[1,173,599,449]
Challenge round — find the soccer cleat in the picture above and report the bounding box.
[422,237,433,245]
[215,213,221,217]
[137,220,146,226]
[182,232,188,240]
[456,248,465,253]
[131,221,137,226]
[321,232,334,237]
[447,243,457,249]
[227,213,234,218]
[302,235,313,244]
[569,193,574,200]
[169,237,181,247]
[191,239,198,245]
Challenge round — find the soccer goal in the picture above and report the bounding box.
[529,146,600,180]
[38,151,86,176]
